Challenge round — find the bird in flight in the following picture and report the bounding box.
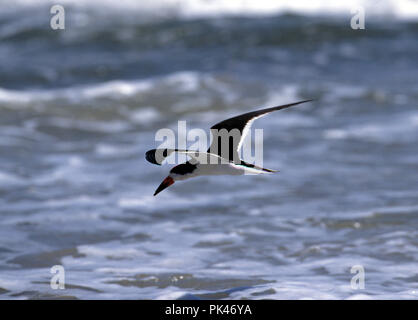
[146,99,313,196]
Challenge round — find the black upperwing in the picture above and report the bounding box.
[207,99,313,163]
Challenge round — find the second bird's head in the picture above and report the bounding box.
[153,162,197,196]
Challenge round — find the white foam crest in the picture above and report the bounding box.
[5,0,418,20]
[95,143,139,157]
[127,107,160,125]
[77,244,147,259]
[117,196,154,208]
[324,84,368,103]
[323,112,418,143]
[31,117,131,133]
[45,195,103,208]
[0,171,25,186]
[155,291,192,300]
[332,204,418,220]
[0,87,34,105]
[0,71,204,108]
[0,81,152,106]
[264,84,301,107]
[165,71,201,92]
[81,80,153,99]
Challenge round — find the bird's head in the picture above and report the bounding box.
[153,162,197,196]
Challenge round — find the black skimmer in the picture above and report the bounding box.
[146,99,313,196]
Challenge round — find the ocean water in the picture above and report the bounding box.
[0,0,418,299]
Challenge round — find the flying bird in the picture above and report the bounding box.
[146,99,313,196]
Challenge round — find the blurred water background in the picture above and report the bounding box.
[0,0,417,299]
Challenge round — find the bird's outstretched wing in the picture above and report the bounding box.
[207,99,313,163]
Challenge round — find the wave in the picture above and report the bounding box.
[3,0,418,21]
[323,111,418,144]
[0,71,208,107]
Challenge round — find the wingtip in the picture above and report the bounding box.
[145,149,161,165]
[297,98,315,104]
[270,98,315,112]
